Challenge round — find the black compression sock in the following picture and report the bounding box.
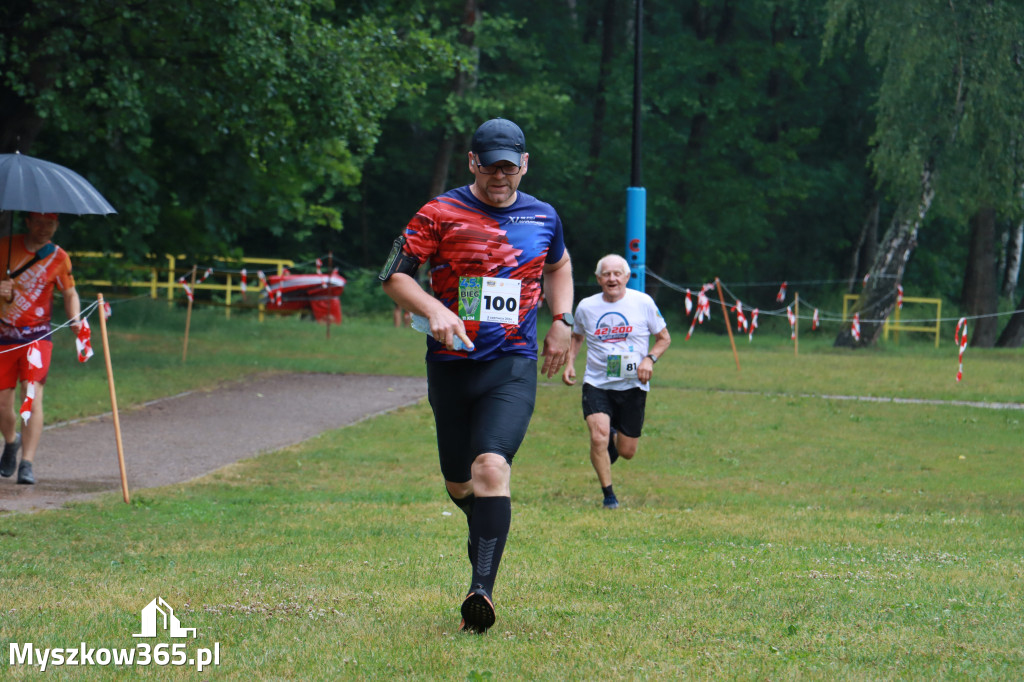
[448,491,477,564]
[447,490,475,525]
[468,496,511,595]
[602,485,615,498]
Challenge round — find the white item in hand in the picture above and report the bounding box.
[410,314,473,351]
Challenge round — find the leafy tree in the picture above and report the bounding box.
[347,1,574,271]
[825,0,1024,347]
[358,0,874,317]
[0,0,456,262]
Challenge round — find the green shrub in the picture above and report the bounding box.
[340,267,396,315]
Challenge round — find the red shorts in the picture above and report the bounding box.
[0,340,53,389]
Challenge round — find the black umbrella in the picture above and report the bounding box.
[0,152,116,215]
[0,152,116,286]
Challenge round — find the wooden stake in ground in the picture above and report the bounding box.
[97,293,129,504]
[182,264,197,363]
[715,277,741,372]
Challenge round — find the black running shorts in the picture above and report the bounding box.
[581,383,647,439]
[427,355,537,483]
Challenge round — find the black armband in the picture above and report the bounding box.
[378,234,421,282]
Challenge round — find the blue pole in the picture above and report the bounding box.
[626,187,646,291]
[626,0,645,292]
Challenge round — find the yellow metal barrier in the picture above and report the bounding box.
[70,253,295,319]
[842,294,941,347]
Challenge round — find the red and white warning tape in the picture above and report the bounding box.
[954,317,968,382]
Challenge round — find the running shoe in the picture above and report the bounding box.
[17,460,34,485]
[0,434,20,478]
[602,494,619,510]
[459,584,496,634]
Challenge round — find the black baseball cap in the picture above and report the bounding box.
[471,118,526,166]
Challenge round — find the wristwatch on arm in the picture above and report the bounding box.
[646,353,658,364]
[553,312,574,327]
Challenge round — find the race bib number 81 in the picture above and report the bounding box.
[459,276,522,325]
[606,354,639,379]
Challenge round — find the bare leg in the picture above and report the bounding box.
[0,387,16,444]
[614,430,640,461]
[585,413,613,486]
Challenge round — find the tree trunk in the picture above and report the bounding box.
[835,168,934,348]
[960,207,1000,347]
[995,288,1024,347]
[846,200,880,293]
[581,0,619,196]
[427,0,479,199]
[1001,220,1023,300]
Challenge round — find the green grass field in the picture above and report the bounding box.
[2,298,1022,680]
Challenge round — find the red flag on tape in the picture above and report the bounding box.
[696,288,710,323]
[20,381,35,424]
[27,341,43,370]
[776,281,787,302]
[178,276,194,302]
[955,317,968,382]
[732,301,748,332]
[76,319,94,363]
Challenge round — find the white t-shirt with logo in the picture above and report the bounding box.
[572,288,667,392]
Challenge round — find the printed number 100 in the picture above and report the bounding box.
[483,296,518,312]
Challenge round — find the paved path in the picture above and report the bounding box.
[0,373,427,514]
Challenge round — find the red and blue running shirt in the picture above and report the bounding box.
[402,185,566,362]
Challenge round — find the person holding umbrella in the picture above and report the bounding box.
[0,152,114,485]
[0,211,81,485]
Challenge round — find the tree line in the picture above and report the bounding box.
[2,0,1023,347]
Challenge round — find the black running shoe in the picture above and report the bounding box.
[0,434,20,478]
[17,460,34,485]
[460,584,496,634]
[607,427,619,465]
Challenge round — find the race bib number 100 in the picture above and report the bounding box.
[459,276,522,325]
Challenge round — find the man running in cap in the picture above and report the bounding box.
[381,118,574,633]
